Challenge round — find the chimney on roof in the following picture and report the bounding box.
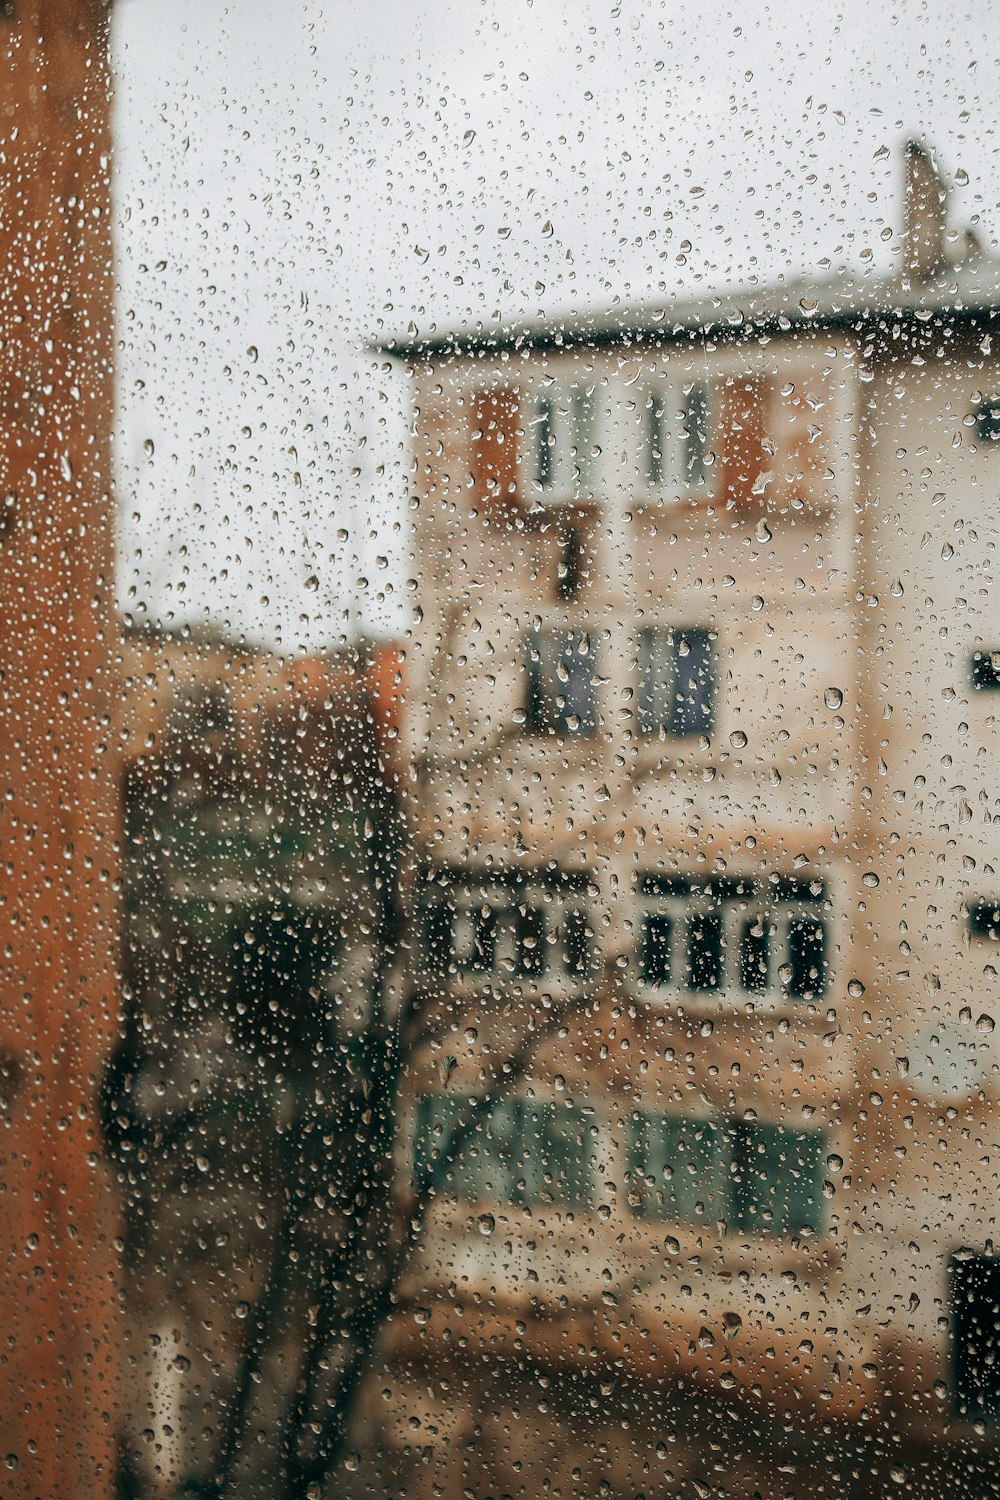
[901,138,948,284]
[960,223,986,265]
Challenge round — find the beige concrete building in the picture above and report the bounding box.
[377,142,1000,1496]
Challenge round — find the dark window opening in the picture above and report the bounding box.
[786,918,827,999]
[557,525,584,601]
[639,874,829,1002]
[641,912,673,986]
[685,910,723,992]
[424,902,454,975]
[516,905,546,976]
[646,392,664,486]
[975,402,1000,442]
[525,629,598,735]
[952,1254,1000,1420]
[971,650,1000,690]
[969,903,1000,940]
[638,627,716,738]
[562,907,592,977]
[739,917,770,991]
[471,906,497,971]
[421,868,595,989]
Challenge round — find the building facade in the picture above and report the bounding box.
[379,143,1000,1497]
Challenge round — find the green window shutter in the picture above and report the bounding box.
[513,1102,594,1207]
[480,1097,522,1202]
[734,1122,825,1236]
[514,1100,547,1204]
[414,1094,516,1202]
[546,1104,595,1207]
[628,1113,729,1223]
[414,1093,467,1195]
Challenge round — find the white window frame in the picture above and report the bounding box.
[642,377,714,498]
[421,868,596,994]
[637,875,830,1010]
[524,383,606,504]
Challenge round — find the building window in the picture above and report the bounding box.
[638,875,829,1003]
[571,389,597,490]
[556,525,584,601]
[525,628,598,735]
[969,903,1000,940]
[951,1254,1000,1420]
[637,626,716,737]
[974,401,1000,443]
[971,649,1000,690]
[645,381,712,493]
[627,1112,825,1236]
[534,397,555,489]
[420,866,595,986]
[414,1094,596,1208]
[646,391,666,488]
[531,388,601,497]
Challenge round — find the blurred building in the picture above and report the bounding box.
[111,625,403,1495]
[380,142,1000,1497]
[0,5,119,1496]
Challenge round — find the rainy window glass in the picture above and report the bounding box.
[7,5,1000,1499]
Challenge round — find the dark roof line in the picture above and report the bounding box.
[376,261,1000,362]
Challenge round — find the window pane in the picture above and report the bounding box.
[952,1256,1000,1420]
[682,381,712,488]
[629,1114,729,1222]
[535,397,554,488]
[670,629,714,737]
[637,627,668,735]
[560,632,597,732]
[516,904,547,976]
[733,1123,825,1236]
[425,900,454,976]
[562,906,592,977]
[52,9,987,1489]
[685,910,723,992]
[521,1103,594,1207]
[646,392,665,486]
[739,916,770,992]
[571,390,596,489]
[641,912,673,985]
[524,630,597,735]
[786,918,828,999]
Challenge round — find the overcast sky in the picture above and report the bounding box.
[110,0,1000,651]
